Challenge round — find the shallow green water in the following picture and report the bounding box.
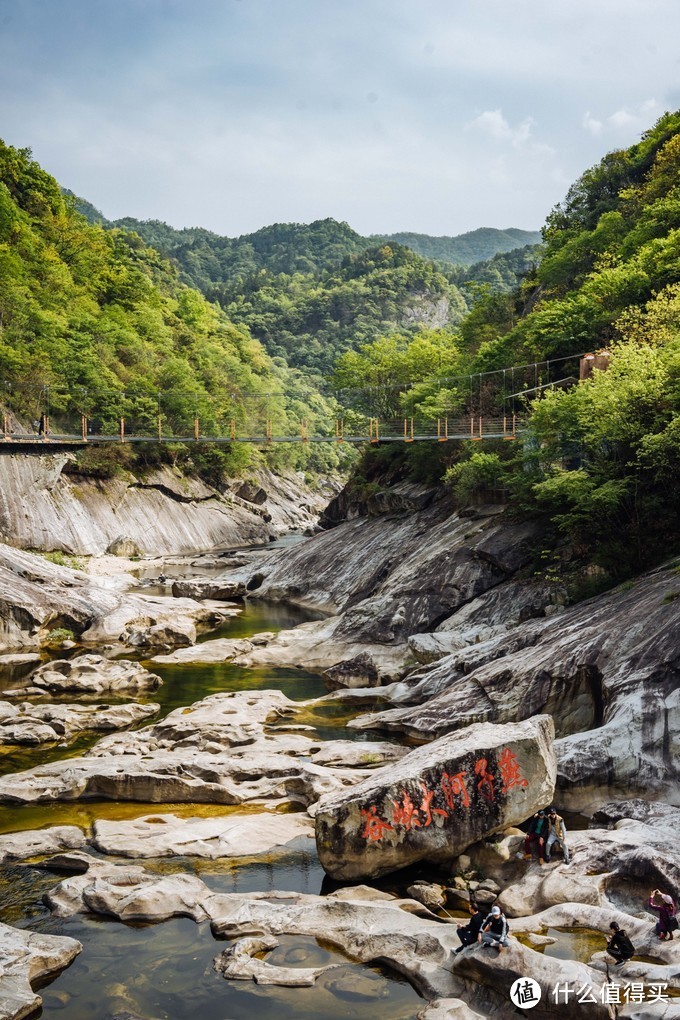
[0,602,376,776]
[0,593,423,1019]
[516,926,605,963]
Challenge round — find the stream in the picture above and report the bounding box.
[0,585,424,1019]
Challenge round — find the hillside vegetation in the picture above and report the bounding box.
[69,203,540,374]
[0,142,347,481]
[346,111,680,584]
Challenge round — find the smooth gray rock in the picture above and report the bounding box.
[0,921,81,1020]
[350,563,680,812]
[0,700,158,745]
[16,654,162,697]
[91,812,314,859]
[0,690,378,808]
[0,456,327,557]
[0,825,86,863]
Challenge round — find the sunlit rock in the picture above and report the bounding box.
[0,921,81,1020]
[10,654,162,697]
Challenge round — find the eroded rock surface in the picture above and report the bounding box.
[0,543,236,652]
[13,655,162,697]
[0,921,81,1020]
[0,455,330,556]
[315,715,556,880]
[0,699,158,745]
[41,861,624,1019]
[453,813,680,921]
[188,500,548,680]
[0,825,86,864]
[0,690,384,807]
[91,812,314,859]
[348,564,680,812]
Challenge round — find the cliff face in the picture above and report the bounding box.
[0,453,329,556]
[212,477,680,813]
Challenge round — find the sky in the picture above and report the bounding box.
[1,0,679,238]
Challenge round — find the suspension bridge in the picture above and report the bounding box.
[0,353,594,448]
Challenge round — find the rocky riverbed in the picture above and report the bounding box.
[0,470,679,1019]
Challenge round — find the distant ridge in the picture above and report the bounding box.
[64,193,541,278]
[373,227,542,266]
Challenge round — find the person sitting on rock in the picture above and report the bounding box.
[545,806,570,864]
[648,889,678,940]
[606,922,635,966]
[523,809,548,864]
[455,901,485,953]
[480,905,509,952]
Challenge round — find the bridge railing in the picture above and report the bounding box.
[0,408,525,445]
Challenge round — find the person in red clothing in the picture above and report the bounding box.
[523,809,548,864]
[649,889,678,939]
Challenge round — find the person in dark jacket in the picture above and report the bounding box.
[523,810,548,864]
[606,922,635,965]
[455,902,485,953]
[480,905,510,952]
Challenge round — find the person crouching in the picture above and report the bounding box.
[480,905,509,953]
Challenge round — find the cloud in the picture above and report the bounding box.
[468,109,535,148]
[1,2,679,235]
[583,98,660,136]
[583,111,603,136]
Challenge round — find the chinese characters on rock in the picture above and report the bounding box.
[360,747,528,842]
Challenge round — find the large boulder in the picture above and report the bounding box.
[15,654,162,697]
[349,562,680,812]
[315,715,556,880]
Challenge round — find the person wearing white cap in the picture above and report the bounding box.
[480,905,509,952]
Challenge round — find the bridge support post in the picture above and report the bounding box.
[120,417,125,443]
[301,418,309,442]
[3,413,9,439]
[81,415,88,441]
[503,413,517,441]
[266,418,273,443]
[194,417,200,442]
[437,417,448,442]
[230,419,236,441]
[369,418,380,444]
[157,416,162,442]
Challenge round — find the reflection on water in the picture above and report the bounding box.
[516,926,605,963]
[33,917,422,1020]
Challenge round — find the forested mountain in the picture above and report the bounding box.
[372,227,542,266]
[0,142,346,479]
[70,197,539,288]
[451,243,542,295]
[110,217,369,289]
[213,242,468,373]
[64,202,539,375]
